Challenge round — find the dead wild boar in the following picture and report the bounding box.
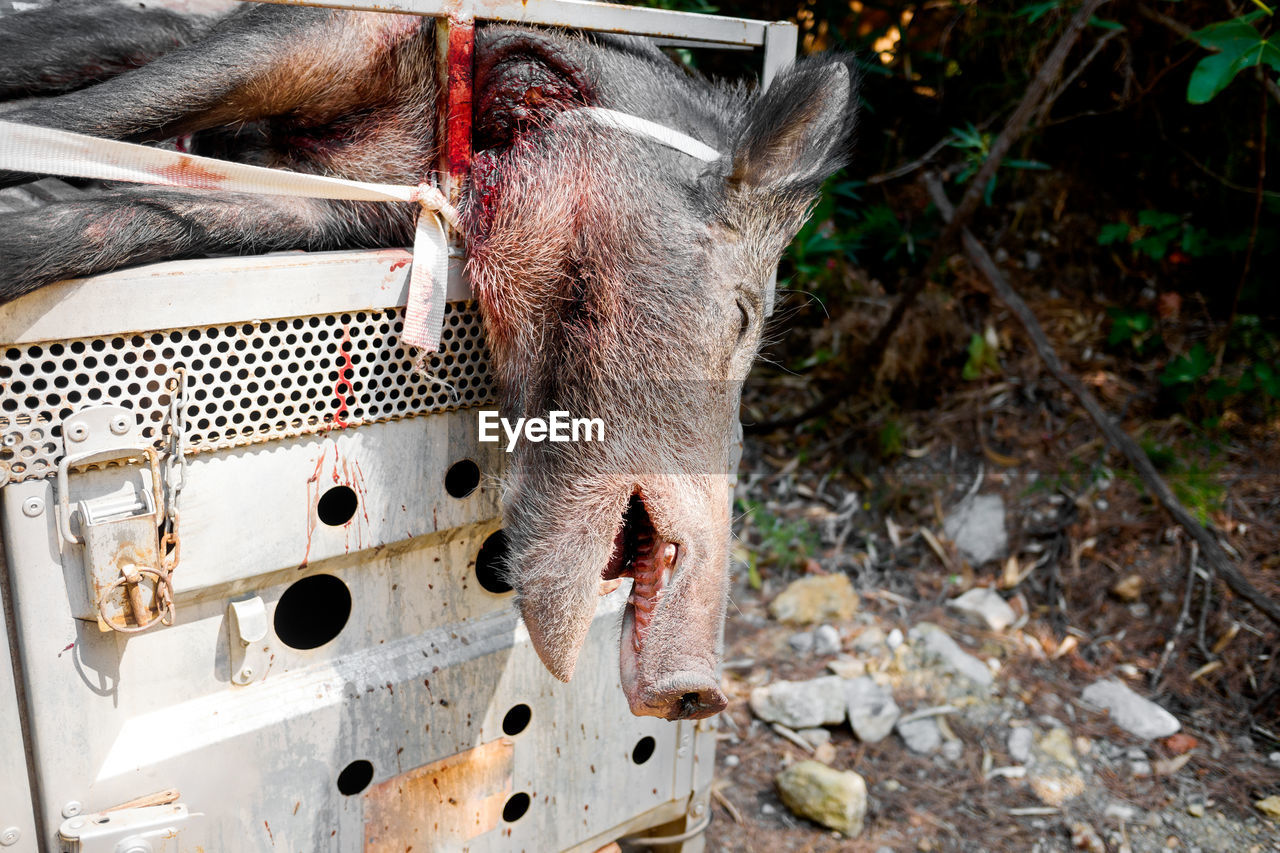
[0,1,857,720]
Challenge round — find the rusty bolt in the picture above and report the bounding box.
[61,801,82,818]
[109,415,130,435]
[0,827,19,846]
[66,423,88,442]
[21,497,43,517]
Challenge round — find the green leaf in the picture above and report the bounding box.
[1088,16,1125,31]
[1137,209,1181,229]
[1098,222,1131,245]
[1161,344,1214,386]
[1188,14,1267,53]
[1005,159,1051,170]
[1017,1,1059,23]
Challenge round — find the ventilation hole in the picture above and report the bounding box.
[475,530,511,594]
[336,759,373,796]
[502,793,530,823]
[317,485,358,527]
[445,459,480,499]
[632,736,656,765]
[502,704,532,737]
[274,574,351,650]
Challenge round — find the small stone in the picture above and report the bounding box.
[1070,821,1105,853]
[1129,760,1151,777]
[886,628,904,650]
[908,623,994,688]
[826,655,866,679]
[948,587,1017,631]
[897,716,942,754]
[769,574,859,626]
[1104,803,1140,823]
[1008,727,1033,763]
[1268,751,1280,767]
[942,493,1008,565]
[813,624,842,656]
[813,742,837,764]
[1029,768,1085,806]
[881,779,902,792]
[723,754,740,768]
[1037,727,1078,769]
[852,626,887,652]
[1255,795,1280,818]
[775,760,868,835]
[845,677,901,744]
[1081,679,1180,739]
[1111,574,1144,602]
[789,631,815,654]
[940,739,963,762]
[749,676,849,729]
[1186,802,1205,818]
[798,727,832,748]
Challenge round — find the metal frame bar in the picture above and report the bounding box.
[249,0,780,46]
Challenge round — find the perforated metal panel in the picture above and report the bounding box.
[0,302,495,484]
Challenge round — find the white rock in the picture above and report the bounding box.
[897,716,941,754]
[908,623,994,688]
[852,626,887,652]
[941,739,964,762]
[1081,679,1180,740]
[1008,727,1033,764]
[943,493,1008,565]
[845,677,901,744]
[789,631,815,654]
[798,727,833,749]
[948,587,1017,631]
[723,754,740,768]
[886,628,904,650]
[813,624,842,656]
[749,676,849,729]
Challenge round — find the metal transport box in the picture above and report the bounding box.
[0,3,796,850]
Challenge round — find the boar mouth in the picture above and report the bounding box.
[601,492,678,657]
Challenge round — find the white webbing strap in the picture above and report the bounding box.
[0,119,457,352]
[0,113,721,349]
[577,108,721,162]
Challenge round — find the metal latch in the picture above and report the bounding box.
[56,404,179,633]
[227,595,271,685]
[58,803,196,853]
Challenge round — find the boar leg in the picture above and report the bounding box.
[0,6,432,186]
[0,190,415,303]
[0,0,210,101]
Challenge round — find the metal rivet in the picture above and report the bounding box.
[67,819,84,830]
[21,497,44,517]
[690,800,706,818]
[240,667,253,679]
[109,415,130,435]
[67,424,88,442]
[1,434,18,447]
[61,801,82,818]
[0,827,19,846]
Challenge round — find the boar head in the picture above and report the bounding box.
[464,30,857,720]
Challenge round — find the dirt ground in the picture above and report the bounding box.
[702,287,1280,852]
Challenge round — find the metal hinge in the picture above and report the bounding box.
[56,404,180,633]
[57,803,196,853]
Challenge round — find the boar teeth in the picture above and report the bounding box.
[599,578,623,596]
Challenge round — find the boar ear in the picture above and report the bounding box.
[728,57,857,197]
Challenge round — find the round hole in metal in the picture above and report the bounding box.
[336,759,373,796]
[274,574,351,650]
[632,736,656,765]
[502,704,532,737]
[317,485,358,526]
[445,459,480,499]
[475,530,511,594]
[502,792,530,823]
